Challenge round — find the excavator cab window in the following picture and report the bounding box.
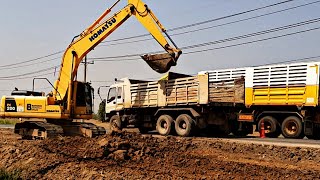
[107,87,116,103]
[76,82,93,108]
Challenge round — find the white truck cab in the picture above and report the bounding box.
[105,79,127,114]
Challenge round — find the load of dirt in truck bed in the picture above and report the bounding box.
[1,128,320,179]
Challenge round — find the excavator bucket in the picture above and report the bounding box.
[141,52,178,73]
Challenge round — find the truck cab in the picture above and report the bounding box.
[105,80,125,114]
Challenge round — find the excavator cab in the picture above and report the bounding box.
[72,81,94,116]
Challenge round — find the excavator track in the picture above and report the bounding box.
[14,121,106,139]
[69,122,107,138]
[14,121,64,140]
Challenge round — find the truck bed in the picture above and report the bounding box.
[130,75,244,108]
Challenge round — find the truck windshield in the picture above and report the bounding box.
[107,88,116,103]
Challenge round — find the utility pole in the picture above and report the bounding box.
[84,56,87,82]
[82,56,94,82]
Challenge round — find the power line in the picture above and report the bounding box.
[90,57,140,61]
[91,18,320,61]
[4,15,317,72]
[0,0,298,68]
[2,54,320,91]
[0,51,63,68]
[0,65,59,79]
[256,55,320,66]
[3,25,318,81]
[0,71,59,81]
[181,18,320,50]
[91,80,114,82]
[100,0,320,47]
[100,0,297,44]
[0,57,61,70]
[184,26,320,55]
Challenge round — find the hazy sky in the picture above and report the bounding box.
[0,0,319,110]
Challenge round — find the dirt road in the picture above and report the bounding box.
[1,128,320,179]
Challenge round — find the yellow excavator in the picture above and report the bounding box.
[0,0,181,139]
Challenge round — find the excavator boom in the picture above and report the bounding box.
[54,0,181,101]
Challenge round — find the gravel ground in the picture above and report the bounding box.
[0,128,320,179]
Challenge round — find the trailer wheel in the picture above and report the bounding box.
[175,114,194,137]
[156,115,174,136]
[258,116,280,138]
[110,115,122,131]
[281,116,304,139]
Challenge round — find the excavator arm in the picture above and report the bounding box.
[54,0,181,102]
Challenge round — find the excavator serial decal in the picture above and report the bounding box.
[89,18,117,42]
[5,98,17,112]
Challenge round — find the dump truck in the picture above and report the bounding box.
[105,61,320,139]
[104,72,251,137]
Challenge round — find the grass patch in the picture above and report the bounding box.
[0,119,20,125]
[0,168,20,180]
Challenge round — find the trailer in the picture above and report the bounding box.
[205,61,320,139]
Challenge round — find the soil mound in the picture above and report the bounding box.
[1,128,320,179]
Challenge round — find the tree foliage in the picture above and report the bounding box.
[97,99,106,121]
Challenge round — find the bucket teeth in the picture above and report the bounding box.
[141,53,177,73]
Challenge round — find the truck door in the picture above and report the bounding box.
[106,87,116,114]
[105,86,124,113]
[115,87,124,110]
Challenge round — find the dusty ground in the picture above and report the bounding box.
[1,128,320,179]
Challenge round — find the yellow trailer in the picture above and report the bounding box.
[204,61,320,139]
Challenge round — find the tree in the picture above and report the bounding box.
[97,99,106,121]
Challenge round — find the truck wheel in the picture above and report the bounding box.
[175,114,194,137]
[281,116,304,139]
[156,115,174,136]
[258,116,280,138]
[110,115,122,131]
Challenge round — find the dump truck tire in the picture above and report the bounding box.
[258,116,280,138]
[281,116,304,139]
[175,114,194,137]
[156,115,174,136]
[110,115,122,131]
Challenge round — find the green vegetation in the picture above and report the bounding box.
[0,168,20,180]
[92,100,106,121]
[97,100,106,121]
[92,113,99,120]
[0,119,20,125]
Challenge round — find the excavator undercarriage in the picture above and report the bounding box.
[14,120,106,140]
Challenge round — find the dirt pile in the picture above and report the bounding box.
[1,128,320,179]
[100,131,193,161]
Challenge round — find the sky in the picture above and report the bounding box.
[0,0,319,111]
